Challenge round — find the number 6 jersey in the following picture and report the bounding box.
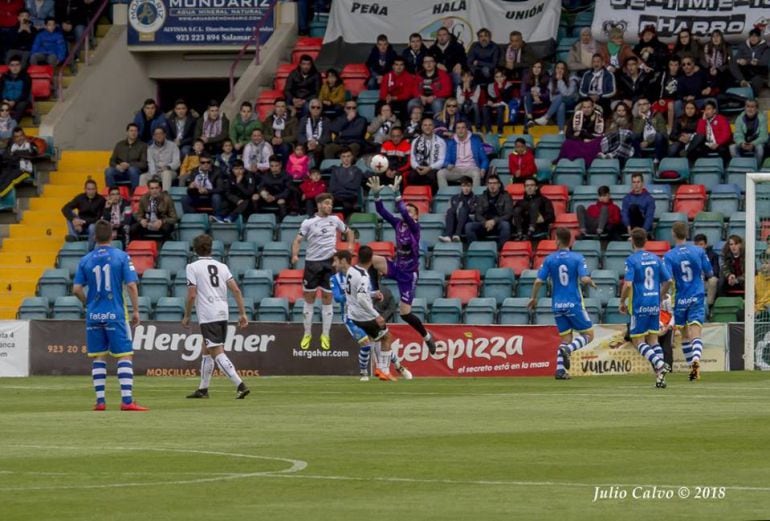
[186,257,233,324]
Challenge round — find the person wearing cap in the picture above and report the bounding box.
[730,28,769,97]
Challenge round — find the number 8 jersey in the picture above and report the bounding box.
[624,250,672,315]
[186,258,233,324]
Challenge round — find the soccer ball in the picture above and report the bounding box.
[369,154,390,174]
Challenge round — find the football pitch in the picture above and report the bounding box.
[1,373,769,521]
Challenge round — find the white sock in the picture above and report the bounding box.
[390,351,401,369]
[377,350,391,374]
[117,359,134,405]
[215,353,243,387]
[199,355,214,389]
[321,304,333,336]
[302,301,313,336]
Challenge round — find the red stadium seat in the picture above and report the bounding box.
[402,186,432,216]
[506,183,525,202]
[673,184,706,220]
[550,213,580,241]
[533,240,557,269]
[28,65,53,100]
[273,63,296,92]
[446,270,481,304]
[256,89,283,119]
[368,241,395,260]
[341,63,369,97]
[126,241,158,276]
[99,186,130,200]
[274,269,305,304]
[292,48,320,64]
[646,240,670,257]
[540,185,569,215]
[498,241,532,275]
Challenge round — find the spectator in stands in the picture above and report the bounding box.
[409,117,445,194]
[318,68,346,120]
[720,234,745,296]
[433,97,464,140]
[133,98,167,145]
[465,174,511,247]
[329,146,366,217]
[538,61,578,130]
[284,54,322,117]
[0,56,29,122]
[576,185,623,240]
[668,100,700,157]
[438,120,486,189]
[578,53,616,114]
[403,105,423,140]
[675,55,711,116]
[508,137,536,180]
[633,25,669,74]
[428,27,466,84]
[616,56,651,108]
[101,185,131,246]
[694,233,720,306]
[730,28,769,97]
[262,97,297,162]
[621,173,655,237]
[214,139,236,177]
[408,54,452,117]
[567,27,597,76]
[557,97,604,166]
[25,0,53,30]
[456,68,481,129]
[324,100,367,159]
[501,30,536,81]
[104,123,146,190]
[688,99,733,166]
[299,166,326,215]
[0,103,16,147]
[402,32,428,75]
[229,101,261,154]
[61,178,104,246]
[467,28,500,86]
[701,29,733,93]
[6,126,37,174]
[753,261,770,320]
[652,56,682,132]
[141,127,180,192]
[181,153,224,216]
[29,17,65,66]
[56,0,97,49]
[521,60,550,127]
[242,128,273,175]
[286,143,309,182]
[6,8,34,66]
[179,138,204,184]
[194,99,229,155]
[731,99,768,164]
[367,103,399,146]
[512,177,554,240]
[482,67,514,133]
[599,27,637,74]
[379,56,413,122]
[130,177,177,241]
[672,27,703,63]
[297,98,331,164]
[366,34,397,90]
[165,99,197,159]
[631,97,668,163]
[254,155,290,220]
[380,126,411,182]
[220,159,255,223]
[439,176,476,242]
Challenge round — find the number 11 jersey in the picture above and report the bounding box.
[186,257,233,324]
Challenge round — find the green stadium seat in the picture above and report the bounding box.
[137,296,152,321]
[534,298,555,325]
[465,241,498,274]
[622,158,654,184]
[258,297,290,322]
[178,213,210,242]
[37,268,70,303]
[489,158,510,177]
[154,297,185,321]
[18,297,49,319]
[56,242,89,276]
[244,213,276,244]
[229,296,255,321]
[727,212,746,238]
[291,300,319,323]
[648,184,672,216]
[499,297,531,324]
[429,297,462,324]
[692,212,724,246]
[418,213,446,247]
[168,186,187,202]
[570,185,597,213]
[537,134,565,149]
[278,215,306,242]
[655,212,689,244]
[726,157,757,190]
[227,241,258,279]
[139,269,170,305]
[464,297,497,324]
[582,297,602,324]
[52,296,83,319]
[711,296,743,322]
[655,157,690,183]
[433,186,460,216]
[482,267,514,305]
[535,158,553,182]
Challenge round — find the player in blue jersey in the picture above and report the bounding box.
[72,220,147,411]
[528,228,596,380]
[620,228,673,388]
[331,245,413,381]
[366,175,437,355]
[663,222,714,381]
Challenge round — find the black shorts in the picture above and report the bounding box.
[353,319,388,341]
[200,321,227,347]
[303,258,333,292]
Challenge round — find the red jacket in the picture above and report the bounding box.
[695,114,733,147]
[587,200,622,226]
[379,70,415,102]
[299,178,327,200]
[380,139,412,176]
[0,0,22,28]
[413,69,452,99]
[508,148,536,179]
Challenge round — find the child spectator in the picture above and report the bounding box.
[299,167,326,215]
[29,17,65,66]
[455,69,481,130]
[179,138,205,184]
[286,142,309,181]
[508,137,536,180]
[215,139,237,177]
[483,67,514,133]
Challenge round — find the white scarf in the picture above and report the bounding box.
[705,117,716,147]
[305,117,323,141]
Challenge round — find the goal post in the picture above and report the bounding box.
[744,172,770,372]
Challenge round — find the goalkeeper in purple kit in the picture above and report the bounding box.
[367,175,437,354]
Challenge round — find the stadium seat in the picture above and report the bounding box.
[402,185,432,215]
[154,297,185,321]
[368,241,396,260]
[404,298,428,323]
[550,213,580,241]
[244,213,276,244]
[418,213,446,247]
[506,182,525,202]
[648,184,672,216]
[291,300,320,323]
[569,185,596,213]
[553,158,585,192]
[646,240,670,257]
[273,63,295,91]
[709,184,742,215]
[18,296,49,319]
[587,158,620,186]
[728,212,746,238]
[604,297,627,324]
[582,297,602,324]
[498,241,531,275]
[274,269,305,304]
[37,268,70,303]
[256,89,283,119]
[57,241,89,276]
[535,158,553,182]
[168,186,187,203]
[726,157,757,190]
[210,216,242,246]
[622,158,654,183]
[139,269,170,305]
[609,184,631,202]
[489,158,510,177]
[278,215,306,242]
[711,297,743,322]
[178,213,210,242]
[537,134,565,150]
[157,241,189,274]
[349,212,378,243]
[261,241,292,273]
[136,296,152,321]
[226,241,258,279]
[464,297,497,324]
[229,296,255,321]
[587,269,618,305]
[433,186,460,215]
[673,184,706,219]
[242,269,274,302]
[172,269,188,297]
[516,269,544,298]
[499,297,531,324]
[603,242,632,273]
[126,240,158,275]
[692,212,724,246]
[258,297,290,322]
[540,185,569,215]
[415,270,445,301]
[431,242,463,275]
[534,298,555,325]
[533,240,557,269]
[655,212,689,244]
[482,267,515,305]
[429,298,462,324]
[535,146,560,162]
[655,157,690,183]
[572,240,601,271]
[691,157,725,187]
[446,270,481,304]
[52,296,83,319]
[465,241,498,274]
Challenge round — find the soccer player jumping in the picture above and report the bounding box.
[367,176,437,355]
[663,222,714,381]
[620,228,673,388]
[528,228,596,380]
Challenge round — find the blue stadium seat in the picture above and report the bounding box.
[692,212,724,246]
[570,185,596,213]
[709,184,742,215]
[56,242,89,276]
[727,212,746,238]
[605,298,627,324]
[210,216,242,246]
[242,269,274,303]
[278,215,306,242]
[415,270,445,301]
[229,296,255,320]
[178,213,210,242]
[243,213,276,244]
[366,186,396,214]
[648,184,672,216]
[534,146,560,162]
[261,241,292,273]
[482,267,515,305]
[489,158,510,177]
[499,297,531,325]
[52,295,83,319]
[168,186,187,203]
[172,269,188,298]
[553,158,585,192]
[433,186,460,216]
[655,212,689,244]
[464,297,497,324]
[37,268,70,303]
[227,241,258,279]
[622,158,654,183]
[429,298,462,324]
[534,298,555,325]
[537,134,565,150]
[726,157,757,191]
[137,296,152,321]
[582,297,602,324]
[465,241,498,274]
[535,158,553,182]
[431,242,463,275]
[139,268,170,305]
[587,158,620,187]
[158,241,189,273]
[154,297,185,321]
[291,300,320,323]
[691,157,725,187]
[602,242,632,273]
[418,213,446,247]
[258,297,290,322]
[18,297,49,319]
[655,157,690,183]
[572,240,601,272]
[587,269,618,305]
[515,269,543,298]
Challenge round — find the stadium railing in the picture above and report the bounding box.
[57,0,111,100]
[228,0,280,101]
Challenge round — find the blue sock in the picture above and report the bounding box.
[117,359,133,405]
[681,341,693,364]
[92,360,107,404]
[358,345,371,373]
[691,338,703,363]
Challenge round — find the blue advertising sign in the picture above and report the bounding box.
[127,0,275,48]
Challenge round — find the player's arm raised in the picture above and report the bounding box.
[227,278,249,329]
[126,281,140,327]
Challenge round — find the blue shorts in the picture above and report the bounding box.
[554,309,593,336]
[674,303,705,327]
[344,317,369,345]
[86,321,133,358]
[629,314,660,338]
[386,259,417,305]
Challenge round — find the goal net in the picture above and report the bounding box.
[745,173,770,371]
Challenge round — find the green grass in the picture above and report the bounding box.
[1,373,769,520]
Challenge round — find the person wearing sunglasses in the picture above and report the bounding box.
[181,153,225,218]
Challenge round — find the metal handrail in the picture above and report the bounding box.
[57,0,111,100]
[228,0,279,101]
